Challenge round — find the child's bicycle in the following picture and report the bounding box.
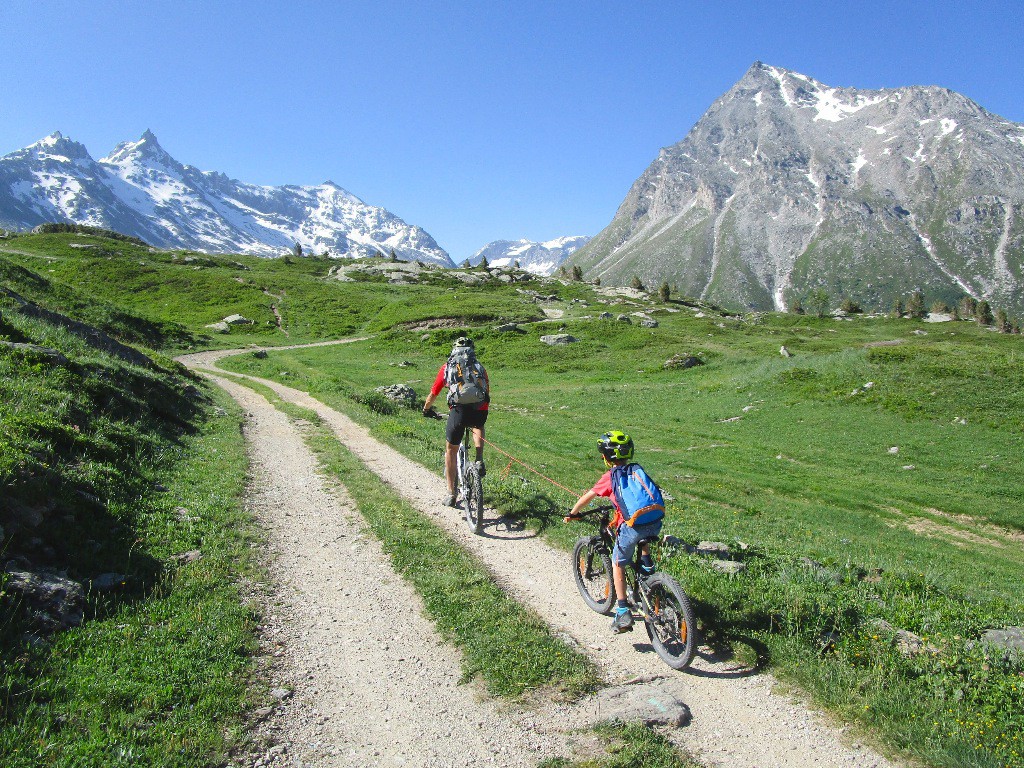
[567,505,698,670]
[425,409,484,534]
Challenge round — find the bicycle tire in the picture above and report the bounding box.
[641,572,698,670]
[463,462,484,534]
[572,536,615,614]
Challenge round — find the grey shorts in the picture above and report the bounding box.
[613,519,664,565]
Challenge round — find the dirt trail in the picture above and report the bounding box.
[180,344,896,768]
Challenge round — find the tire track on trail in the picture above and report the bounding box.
[202,372,577,767]
[181,343,896,768]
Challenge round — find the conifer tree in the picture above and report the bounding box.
[809,288,830,318]
[960,296,978,319]
[658,282,671,302]
[975,300,994,325]
[571,265,584,281]
[906,290,926,319]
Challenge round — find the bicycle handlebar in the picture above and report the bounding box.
[564,505,615,522]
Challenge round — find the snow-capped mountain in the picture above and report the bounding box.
[467,236,590,275]
[0,131,454,266]
[568,62,1024,315]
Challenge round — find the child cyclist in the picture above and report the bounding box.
[565,430,665,633]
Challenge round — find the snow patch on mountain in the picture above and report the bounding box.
[467,235,590,275]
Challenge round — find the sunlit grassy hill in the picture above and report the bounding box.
[0,246,259,765]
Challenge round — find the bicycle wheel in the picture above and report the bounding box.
[641,572,698,670]
[572,536,615,614]
[462,462,484,534]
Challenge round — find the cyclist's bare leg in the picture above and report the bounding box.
[471,426,485,463]
[612,562,628,603]
[444,442,459,496]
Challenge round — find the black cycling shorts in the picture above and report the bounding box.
[446,404,488,445]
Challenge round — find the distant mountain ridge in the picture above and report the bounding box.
[0,131,454,266]
[569,62,1024,315]
[467,236,590,275]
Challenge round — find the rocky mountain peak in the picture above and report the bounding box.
[569,64,1024,316]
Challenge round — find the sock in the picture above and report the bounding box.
[616,600,628,613]
[640,554,654,570]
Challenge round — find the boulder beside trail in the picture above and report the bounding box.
[374,384,417,407]
[587,681,691,727]
[2,568,85,632]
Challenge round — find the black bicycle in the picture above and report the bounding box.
[426,409,484,534]
[568,505,698,670]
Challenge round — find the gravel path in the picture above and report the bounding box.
[181,344,898,768]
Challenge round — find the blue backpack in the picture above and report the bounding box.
[611,463,665,527]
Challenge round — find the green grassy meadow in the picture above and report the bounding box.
[3,231,1023,767]
[219,296,1024,767]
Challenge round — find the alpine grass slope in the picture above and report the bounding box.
[569,62,1024,315]
[0,131,454,265]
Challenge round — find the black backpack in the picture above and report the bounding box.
[445,345,488,406]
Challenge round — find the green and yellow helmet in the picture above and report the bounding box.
[597,430,634,462]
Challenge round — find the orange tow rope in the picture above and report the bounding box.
[482,436,583,498]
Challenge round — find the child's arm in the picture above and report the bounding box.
[565,489,599,521]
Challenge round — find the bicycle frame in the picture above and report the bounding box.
[427,408,484,533]
[577,506,658,613]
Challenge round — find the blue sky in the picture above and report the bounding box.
[2,1,1021,260]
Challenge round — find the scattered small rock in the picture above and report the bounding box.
[0,341,71,366]
[979,627,1024,660]
[172,550,203,564]
[663,354,703,370]
[252,350,268,359]
[540,334,578,345]
[640,318,659,328]
[710,560,747,575]
[873,619,939,656]
[90,573,127,591]
[780,345,791,358]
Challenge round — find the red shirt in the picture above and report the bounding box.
[430,363,489,411]
[589,470,624,527]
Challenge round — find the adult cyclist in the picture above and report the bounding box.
[422,337,489,507]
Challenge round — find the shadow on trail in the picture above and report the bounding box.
[477,514,541,541]
[687,595,773,678]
